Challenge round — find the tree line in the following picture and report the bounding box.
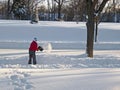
[0,0,120,22]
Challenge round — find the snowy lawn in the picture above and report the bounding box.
[0,20,120,90]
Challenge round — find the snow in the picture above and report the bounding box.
[0,20,120,90]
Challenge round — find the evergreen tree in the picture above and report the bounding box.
[11,0,27,19]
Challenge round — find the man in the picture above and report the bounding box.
[28,37,38,65]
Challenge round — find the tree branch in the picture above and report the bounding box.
[96,0,109,15]
[93,0,98,8]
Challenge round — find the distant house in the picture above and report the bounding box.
[39,12,64,21]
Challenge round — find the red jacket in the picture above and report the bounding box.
[29,41,38,51]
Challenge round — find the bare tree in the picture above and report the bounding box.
[54,0,68,20]
[71,0,86,22]
[7,0,11,19]
[51,0,57,20]
[47,0,51,20]
[86,0,109,57]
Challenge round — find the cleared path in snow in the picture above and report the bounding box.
[29,69,120,90]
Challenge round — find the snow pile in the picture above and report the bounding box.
[42,42,52,53]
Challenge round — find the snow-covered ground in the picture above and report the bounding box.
[0,20,120,90]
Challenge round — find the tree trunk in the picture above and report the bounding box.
[86,0,109,57]
[58,2,61,20]
[95,20,98,42]
[86,0,95,57]
[7,0,10,19]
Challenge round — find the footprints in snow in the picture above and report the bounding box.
[9,70,33,90]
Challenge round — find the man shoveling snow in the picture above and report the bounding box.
[28,37,43,65]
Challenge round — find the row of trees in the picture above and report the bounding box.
[0,0,44,20]
[0,0,120,22]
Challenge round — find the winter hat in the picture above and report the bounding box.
[34,37,37,41]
